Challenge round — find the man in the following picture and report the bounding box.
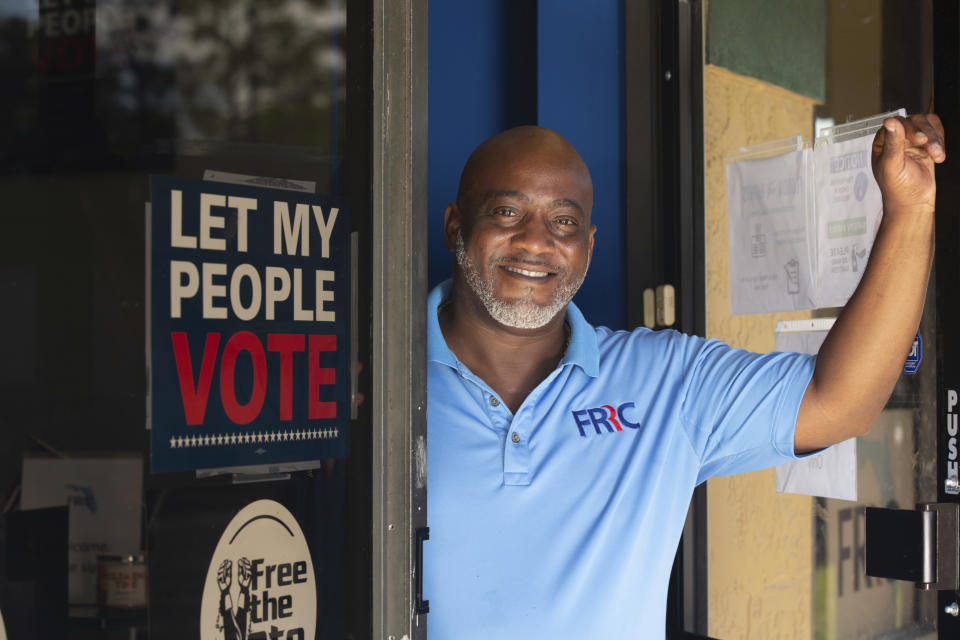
[424,117,944,638]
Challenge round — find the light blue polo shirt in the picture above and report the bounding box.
[424,281,815,639]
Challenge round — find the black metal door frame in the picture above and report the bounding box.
[625,0,707,636]
[934,1,960,637]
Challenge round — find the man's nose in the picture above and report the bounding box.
[511,215,555,254]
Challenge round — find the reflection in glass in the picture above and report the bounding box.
[0,0,354,637]
[811,2,936,638]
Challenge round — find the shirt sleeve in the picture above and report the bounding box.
[677,338,816,484]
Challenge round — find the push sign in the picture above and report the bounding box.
[903,331,922,375]
[149,175,351,472]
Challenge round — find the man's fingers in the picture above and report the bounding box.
[872,126,886,156]
[922,113,946,161]
[901,115,928,143]
[904,114,946,162]
[879,117,907,175]
[926,112,945,145]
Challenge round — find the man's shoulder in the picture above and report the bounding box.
[592,324,702,354]
[580,324,709,382]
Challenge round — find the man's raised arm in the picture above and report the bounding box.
[794,113,946,454]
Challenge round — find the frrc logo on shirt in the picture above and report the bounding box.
[571,402,641,437]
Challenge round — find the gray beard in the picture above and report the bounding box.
[455,230,585,329]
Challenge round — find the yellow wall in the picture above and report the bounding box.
[703,64,819,639]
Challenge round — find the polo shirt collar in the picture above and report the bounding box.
[427,280,599,378]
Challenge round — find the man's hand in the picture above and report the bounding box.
[237,556,252,590]
[217,558,232,592]
[872,113,945,215]
[795,110,945,454]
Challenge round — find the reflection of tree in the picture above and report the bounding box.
[109,0,347,150]
[0,0,346,171]
[0,16,37,171]
[94,1,177,165]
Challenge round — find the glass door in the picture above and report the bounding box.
[0,0,394,637]
[701,1,957,637]
[810,2,940,637]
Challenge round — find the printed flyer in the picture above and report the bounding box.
[726,147,816,314]
[813,133,884,308]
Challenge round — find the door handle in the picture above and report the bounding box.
[865,502,959,590]
[415,526,430,614]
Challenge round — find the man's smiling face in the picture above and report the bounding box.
[445,127,595,330]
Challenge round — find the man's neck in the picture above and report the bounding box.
[439,285,568,414]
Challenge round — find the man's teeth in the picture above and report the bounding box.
[504,266,550,278]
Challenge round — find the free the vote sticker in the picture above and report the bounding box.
[200,500,316,640]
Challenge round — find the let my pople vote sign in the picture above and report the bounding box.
[149,175,350,472]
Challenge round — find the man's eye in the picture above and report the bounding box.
[493,208,518,217]
[555,217,578,227]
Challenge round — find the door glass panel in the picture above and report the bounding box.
[0,0,371,638]
[813,295,939,639]
[812,2,936,638]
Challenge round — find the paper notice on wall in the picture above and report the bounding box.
[813,126,890,308]
[777,438,857,501]
[21,457,143,605]
[774,319,858,501]
[726,144,816,315]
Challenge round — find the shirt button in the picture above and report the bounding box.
[511,432,520,444]
[489,396,500,407]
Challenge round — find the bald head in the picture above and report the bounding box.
[456,126,593,218]
[441,125,596,331]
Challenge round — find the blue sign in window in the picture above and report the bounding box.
[149,175,351,472]
[903,331,922,375]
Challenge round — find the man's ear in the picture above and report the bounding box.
[442,202,462,252]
